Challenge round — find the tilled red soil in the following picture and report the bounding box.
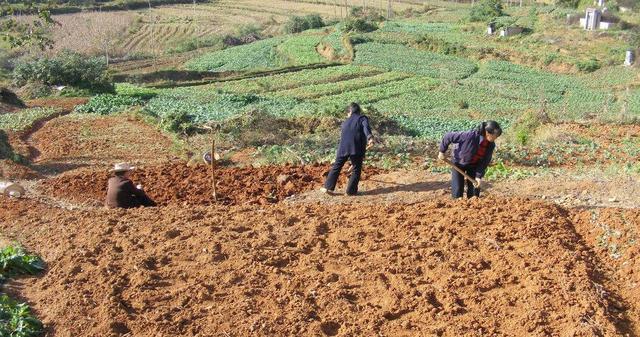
[0,196,633,336]
[571,208,640,335]
[39,163,384,206]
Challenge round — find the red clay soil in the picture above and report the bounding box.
[28,114,178,166]
[0,159,41,180]
[39,163,384,206]
[0,196,632,336]
[571,208,640,335]
[27,97,89,112]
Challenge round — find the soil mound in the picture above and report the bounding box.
[40,163,384,206]
[0,159,41,180]
[0,197,627,336]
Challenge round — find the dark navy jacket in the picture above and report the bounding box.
[337,113,373,157]
[439,129,495,178]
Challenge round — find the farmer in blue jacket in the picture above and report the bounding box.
[438,121,502,199]
[321,103,374,196]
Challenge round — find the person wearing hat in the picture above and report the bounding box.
[105,163,156,209]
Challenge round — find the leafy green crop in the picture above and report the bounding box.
[185,37,287,72]
[210,65,380,94]
[354,43,478,80]
[115,83,159,100]
[0,246,44,337]
[0,246,45,281]
[0,108,57,132]
[276,34,327,65]
[74,94,144,115]
[0,295,43,337]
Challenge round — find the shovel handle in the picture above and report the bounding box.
[441,158,480,188]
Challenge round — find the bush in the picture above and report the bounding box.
[342,18,378,33]
[468,0,505,22]
[575,58,601,72]
[13,50,112,93]
[160,110,194,134]
[17,81,51,99]
[283,14,325,34]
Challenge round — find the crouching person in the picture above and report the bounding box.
[438,121,502,199]
[321,102,374,196]
[105,163,156,209]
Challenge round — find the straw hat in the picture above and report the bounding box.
[110,162,136,173]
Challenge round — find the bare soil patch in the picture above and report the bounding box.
[27,114,179,173]
[38,163,384,206]
[0,196,633,336]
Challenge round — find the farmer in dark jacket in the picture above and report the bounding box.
[438,121,502,199]
[105,163,156,209]
[321,103,374,196]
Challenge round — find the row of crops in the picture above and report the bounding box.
[185,32,331,72]
[0,108,58,132]
[75,20,640,140]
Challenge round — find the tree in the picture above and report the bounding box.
[468,0,505,22]
[0,5,57,50]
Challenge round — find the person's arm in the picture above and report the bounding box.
[475,145,495,179]
[361,116,373,141]
[439,131,466,153]
[125,181,157,206]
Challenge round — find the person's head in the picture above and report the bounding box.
[477,120,502,142]
[110,162,135,178]
[347,102,361,117]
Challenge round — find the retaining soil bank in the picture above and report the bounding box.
[39,163,385,206]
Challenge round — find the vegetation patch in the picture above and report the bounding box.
[74,94,144,115]
[353,42,478,80]
[0,107,57,132]
[0,246,45,337]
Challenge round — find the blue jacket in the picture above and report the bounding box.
[439,129,495,178]
[337,113,373,157]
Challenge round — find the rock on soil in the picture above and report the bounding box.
[0,196,633,336]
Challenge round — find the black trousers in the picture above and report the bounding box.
[451,164,480,199]
[324,155,364,195]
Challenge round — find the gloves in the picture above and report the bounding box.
[475,178,482,188]
[437,152,446,161]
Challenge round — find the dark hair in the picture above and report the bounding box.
[348,102,361,115]
[478,120,502,137]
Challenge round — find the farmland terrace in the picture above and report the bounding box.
[1,0,640,336]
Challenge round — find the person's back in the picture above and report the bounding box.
[338,113,369,157]
[321,103,374,196]
[105,163,156,209]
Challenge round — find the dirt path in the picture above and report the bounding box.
[291,169,640,210]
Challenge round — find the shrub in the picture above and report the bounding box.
[342,18,378,33]
[283,14,325,34]
[575,58,601,72]
[13,50,112,93]
[16,81,51,99]
[468,0,505,22]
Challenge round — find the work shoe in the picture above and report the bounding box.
[320,187,332,194]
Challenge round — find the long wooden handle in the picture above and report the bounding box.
[211,138,217,202]
[442,158,479,188]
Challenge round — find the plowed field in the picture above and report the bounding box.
[1,196,637,336]
[38,163,384,206]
